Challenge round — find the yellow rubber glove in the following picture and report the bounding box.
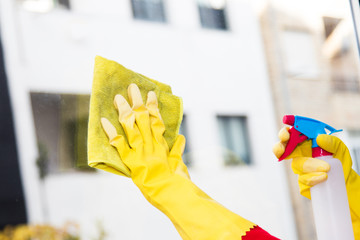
[101,84,256,240]
[273,127,360,239]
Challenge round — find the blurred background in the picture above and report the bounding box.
[1,0,360,239]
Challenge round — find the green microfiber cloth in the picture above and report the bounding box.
[87,56,183,177]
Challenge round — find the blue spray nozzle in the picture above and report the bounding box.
[279,115,343,160]
[293,116,342,148]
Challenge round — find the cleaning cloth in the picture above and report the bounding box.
[87,56,183,177]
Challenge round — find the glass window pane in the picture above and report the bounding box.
[179,114,191,166]
[58,0,71,10]
[20,0,70,12]
[198,5,227,30]
[131,0,166,22]
[217,116,251,165]
[30,92,94,176]
[197,0,227,30]
[323,19,360,92]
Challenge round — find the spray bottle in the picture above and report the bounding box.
[278,115,354,240]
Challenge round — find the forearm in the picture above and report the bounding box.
[138,174,256,240]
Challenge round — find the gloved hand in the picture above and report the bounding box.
[273,127,360,238]
[101,83,256,240]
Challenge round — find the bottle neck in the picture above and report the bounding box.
[312,147,332,158]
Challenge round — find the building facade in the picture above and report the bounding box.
[0,0,299,239]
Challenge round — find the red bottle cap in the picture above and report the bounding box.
[283,115,295,126]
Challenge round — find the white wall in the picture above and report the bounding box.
[0,0,296,239]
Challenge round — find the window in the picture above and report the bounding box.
[30,92,93,177]
[179,114,191,166]
[57,0,71,9]
[323,17,342,39]
[323,20,360,93]
[20,0,70,12]
[331,74,360,92]
[217,116,251,165]
[197,0,228,30]
[131,0,166,23]
[282,30,319,78]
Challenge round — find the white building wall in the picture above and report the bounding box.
[0,0,297,239]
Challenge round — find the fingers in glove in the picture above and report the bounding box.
[292,157,330,175]
[316,134,345,155]
[101,117,118,141]
[316,134,353,180]
[279,126,290,142]
[273,141,286,159]
[299,182,311,199]
[127,84,152,146]
[298,172,328,186]
[146,91,167,149]
[101,117,130,157]
[272,127,289,159]
[114,94,142,149]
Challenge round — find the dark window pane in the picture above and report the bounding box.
[0,37,27,229]
[332,75,360,92]
[131,0,166,22]
[198,5,228,30]
[30,93,94,176]
[58,0,71,10]
[217,116,251,165]
[323,17,342,39]
[179,114,191,166]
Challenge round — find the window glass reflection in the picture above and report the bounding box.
[20,0,70,12]
[179,114,191,166]
[217,116,251,165]
[131,0,167,22]
[197,0,228,30]
[30,93,93,176]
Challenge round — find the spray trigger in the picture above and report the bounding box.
[278,115,342,161]
[278,127,308,161]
